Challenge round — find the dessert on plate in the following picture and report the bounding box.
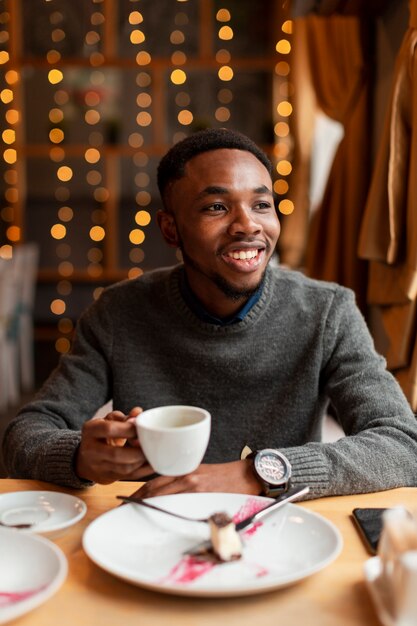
[208,512,242,562]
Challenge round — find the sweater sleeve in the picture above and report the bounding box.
[281,286,417,498]
[2,294,114,488]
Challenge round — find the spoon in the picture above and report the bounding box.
[184,484,310,555]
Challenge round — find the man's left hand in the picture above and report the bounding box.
[132,460,261,498]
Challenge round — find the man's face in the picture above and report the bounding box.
[159,148,281,315]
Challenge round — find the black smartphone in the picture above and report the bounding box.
[351,507,388,555]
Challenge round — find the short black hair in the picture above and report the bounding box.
[157,128,273,204]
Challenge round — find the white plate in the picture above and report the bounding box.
[0,491,87,535]
[83,492,343,597]
[0,527,67,624]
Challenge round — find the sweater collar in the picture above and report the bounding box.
[179,268,264,326]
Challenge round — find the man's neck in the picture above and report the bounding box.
[180,268,264,324]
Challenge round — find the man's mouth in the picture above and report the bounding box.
[226,248,260,260]
[221,246,267,271]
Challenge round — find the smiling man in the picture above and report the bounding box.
[4,128,417,499]
[157,145,280,320]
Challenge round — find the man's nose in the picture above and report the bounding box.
[228,206,262,236]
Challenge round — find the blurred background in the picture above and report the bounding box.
[0,0,414,411]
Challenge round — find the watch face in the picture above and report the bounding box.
[255,450,290,486]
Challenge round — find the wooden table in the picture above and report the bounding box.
[1,480,417,626]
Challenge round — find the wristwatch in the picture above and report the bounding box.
[248,448,292,497]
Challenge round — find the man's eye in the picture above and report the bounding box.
[205,203,226,212]
[255,202,272,210]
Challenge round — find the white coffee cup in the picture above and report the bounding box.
[135,405,211,476]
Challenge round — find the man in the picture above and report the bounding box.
[3,128,417,499]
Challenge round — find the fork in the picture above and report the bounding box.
[116,495,211,523]
[116,484,309,528]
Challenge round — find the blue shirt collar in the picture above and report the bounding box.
[179,268,263,326]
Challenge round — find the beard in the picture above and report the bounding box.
[179,245,267,302]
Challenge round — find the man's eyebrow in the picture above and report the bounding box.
[254,185,273,195]
[195,184,273,199]
[196,186,229,198]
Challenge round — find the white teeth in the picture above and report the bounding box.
[229,249,258,260]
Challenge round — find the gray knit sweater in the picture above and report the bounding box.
[4,264,417,496]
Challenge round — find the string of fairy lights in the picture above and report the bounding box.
[46,0,111,353]
[128,1,152,280]
[216,7,234,124]
[169,0,192,144]
[83,0,106,292]
[0,3,19,260]
[46,4,75,355]
[274,18,294,216]
[0,1,294,355]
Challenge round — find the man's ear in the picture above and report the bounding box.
[157,210,179,248]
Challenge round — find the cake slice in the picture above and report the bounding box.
[208,512,242,562]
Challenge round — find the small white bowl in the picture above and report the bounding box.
[0,527,67,624]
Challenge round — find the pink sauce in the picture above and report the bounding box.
[160,496,269,586]
[242,521,262,537]
[159,555,215,584]
[232,497,268,524]
[252,563,269,578]
[0,586,46,607]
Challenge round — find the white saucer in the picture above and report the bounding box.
[0,527,67,624]
[0,491,86,535]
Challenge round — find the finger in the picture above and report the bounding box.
[101,442,147,465]
[104,410,127,422]
[107,438,127,447]
[131,475,176,498]
[143,482,193,497]
[123,407,142,447]
[80,441,152,483]
[135,474,197,498]
[104,412,128,445]
[92,460,146,482]
[106,408,142,446]
[128,406,143,418]
[134,463,156,478]
[76,445,143,484]
[126,438,140,448]
[86,418,137,441]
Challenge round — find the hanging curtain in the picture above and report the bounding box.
[279,13,371,314]
[358,0,417,409]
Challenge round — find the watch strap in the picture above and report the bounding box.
[261,482,290,497]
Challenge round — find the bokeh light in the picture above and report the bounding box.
[218,66,233,81]
[90,226,106,242]
[276,39,291,54]
[278,199,295,215]
[170,69,187,85]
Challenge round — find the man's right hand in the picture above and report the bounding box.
[75,406,154,484]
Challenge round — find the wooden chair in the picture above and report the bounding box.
[13,244,39,392]
[0,257,20,412]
